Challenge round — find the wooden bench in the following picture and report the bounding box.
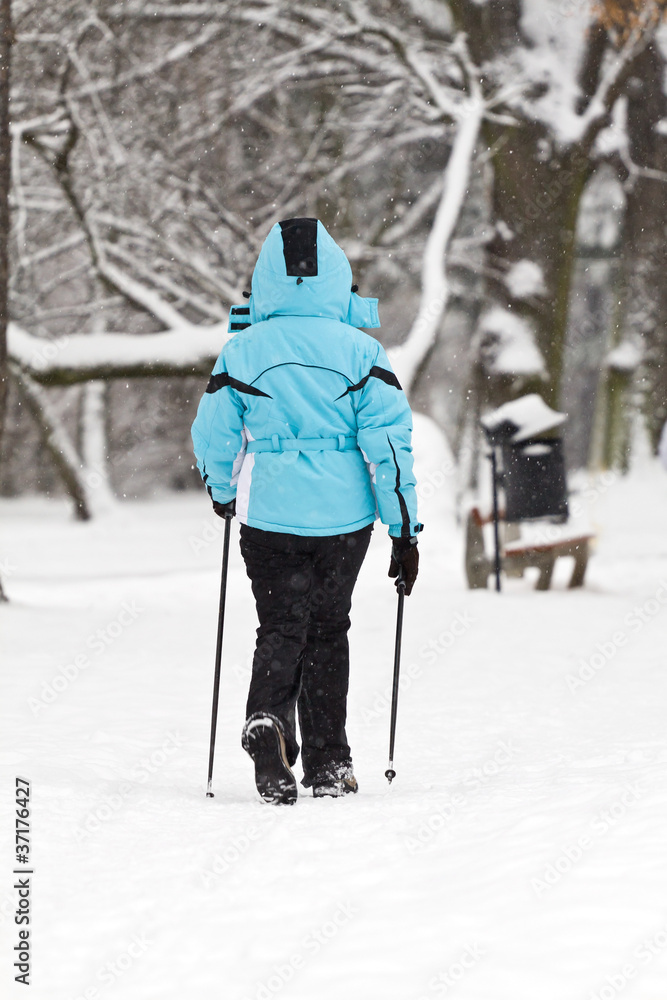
[465,506,594,591]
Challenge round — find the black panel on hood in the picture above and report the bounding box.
[279,218,318,277]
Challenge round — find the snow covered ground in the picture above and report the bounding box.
[2,421,667,1000]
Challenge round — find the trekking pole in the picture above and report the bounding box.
[385,571,406,784]
[206,514,233,798]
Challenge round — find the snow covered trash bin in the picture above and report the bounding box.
[467,395,594,590]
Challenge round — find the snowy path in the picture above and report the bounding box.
[2,452,667,1000]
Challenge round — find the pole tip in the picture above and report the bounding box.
[385,768,396,784]
[206,791,214,798]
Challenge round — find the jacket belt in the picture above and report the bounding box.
[247,435,358,454]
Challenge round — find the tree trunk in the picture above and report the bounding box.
[12,369,92,521]
[618,41,667,452]
[0,0,11,602]
[449,3,649,417]
[483,125,592,409]
[448,1,598,410]
[589,38,667,470]
[392,93,484,395]
[80,381,115,515]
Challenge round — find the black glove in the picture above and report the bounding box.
[388,536,419,596]
[212,499,236,519]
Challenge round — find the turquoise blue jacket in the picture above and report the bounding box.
[191,219,421,537]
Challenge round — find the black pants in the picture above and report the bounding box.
[239,523,373,783]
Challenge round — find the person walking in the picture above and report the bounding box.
[192,218,421,804]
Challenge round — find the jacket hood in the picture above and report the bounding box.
[243,218,379,329]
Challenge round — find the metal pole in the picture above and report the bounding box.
[491,447,502,593]
[206,515,232,797]
[385,576,406,784]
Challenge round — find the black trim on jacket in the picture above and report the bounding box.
[205,372,272,397]
[387,437,411,538]
[335,365,402,400]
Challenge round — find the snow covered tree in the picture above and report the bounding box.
[612,33,667,453]
[3,0,667,521]
[447,0,666,418]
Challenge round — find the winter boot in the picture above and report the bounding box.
[242,714,298,805]
[310,762,358,798]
